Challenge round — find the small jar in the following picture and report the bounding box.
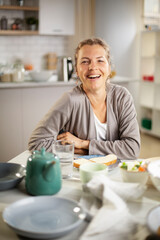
[12,62,25,82]
[17,0,24,6]
[0,16,8,30]
[0,64,12,82]
[1,73,11,82]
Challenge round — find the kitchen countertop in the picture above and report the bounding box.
[111,75,139,83]
[0,76,139,89]
[0,80,76,89]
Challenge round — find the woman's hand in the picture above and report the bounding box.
[57,132,89,150]
[74,148,88,155]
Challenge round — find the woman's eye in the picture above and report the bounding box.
[98,59,104,63]
[81,60,89,64]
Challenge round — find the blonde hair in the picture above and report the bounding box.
[74,37,112,69]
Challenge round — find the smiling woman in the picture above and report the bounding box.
[75,41,111,124]
[76,44,110,95]
[28,37,140,160]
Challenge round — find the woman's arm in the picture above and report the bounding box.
[57,132,90,149]
[28,93,72,152]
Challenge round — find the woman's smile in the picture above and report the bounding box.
[87,74,101,80]
[76,44,111,92]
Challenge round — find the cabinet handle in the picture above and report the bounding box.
[52,29,63,33]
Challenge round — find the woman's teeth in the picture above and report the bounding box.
[87,75,100,79]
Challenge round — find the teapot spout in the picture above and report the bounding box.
[43,161,56,182]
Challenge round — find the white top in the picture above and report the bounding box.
[93,113,107,141]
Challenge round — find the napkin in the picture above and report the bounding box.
[79,175,147,240]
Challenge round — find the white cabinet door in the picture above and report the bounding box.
[39,0,75,35]
[0,83,75,162]
[0,89,23,162]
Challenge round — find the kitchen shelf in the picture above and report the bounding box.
[139,30,160,139]
[0,2,39,35]
[0,30,38,35]
[0,5,39,11]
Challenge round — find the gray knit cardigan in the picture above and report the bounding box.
[28,83,140,160]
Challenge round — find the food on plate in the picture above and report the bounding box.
[90,154,117,166]
[120,160,147,172]
[73,158,94,168]
[73,154,117,168]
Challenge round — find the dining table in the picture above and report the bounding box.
[0,151,160,240]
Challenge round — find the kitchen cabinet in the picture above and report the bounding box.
[0,4,39,35]
[139,30,160,137]
[39,0,75,35]
[0,82,75,162]
[0,0,75,36]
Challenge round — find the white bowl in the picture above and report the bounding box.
[147,160,160,192]
[29,70,53,82]
[147,205,160,234]
[119,161,149,184]
[80,162,108,184]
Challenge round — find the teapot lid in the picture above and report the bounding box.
[30,147,56,161]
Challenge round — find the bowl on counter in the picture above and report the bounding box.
[29,70,54,82]
[147,160,160,192]
[119,160,149,184]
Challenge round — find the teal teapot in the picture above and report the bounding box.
[25,148,61,196]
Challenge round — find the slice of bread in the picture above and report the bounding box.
[73,158,94,168]
[90,154,117,166]
[73,154,117,168]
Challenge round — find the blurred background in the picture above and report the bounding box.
[0,0,160,161]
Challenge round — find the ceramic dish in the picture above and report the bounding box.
[147,160,160,192]
[3,196,86,239]
[80,162,108,183]
[147,205,160,234]
[119,160,149,184]
[0,163,25,191]
[29,70,53,82]
[75,155,120,171]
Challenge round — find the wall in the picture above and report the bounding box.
[95,0,142,112]
[0,2,71,70]
[0,35,69,70]
[68,0,95,60]
[95,0,142,78]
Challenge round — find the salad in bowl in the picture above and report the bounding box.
[119,160,148,184]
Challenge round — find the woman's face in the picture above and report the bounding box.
[76,44,111,92]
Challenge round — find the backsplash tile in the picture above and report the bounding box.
[0,35,69,70]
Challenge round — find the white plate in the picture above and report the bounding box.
[3,196,86,239]
[147,205,160,234]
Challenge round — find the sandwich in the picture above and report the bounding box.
[73,158,94,168]
[90,154,117,166]
[73,154,117,168]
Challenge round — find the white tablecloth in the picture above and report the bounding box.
[0,151,160,239]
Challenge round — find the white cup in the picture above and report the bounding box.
[52,140,74,179]
[80,162,108,184]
